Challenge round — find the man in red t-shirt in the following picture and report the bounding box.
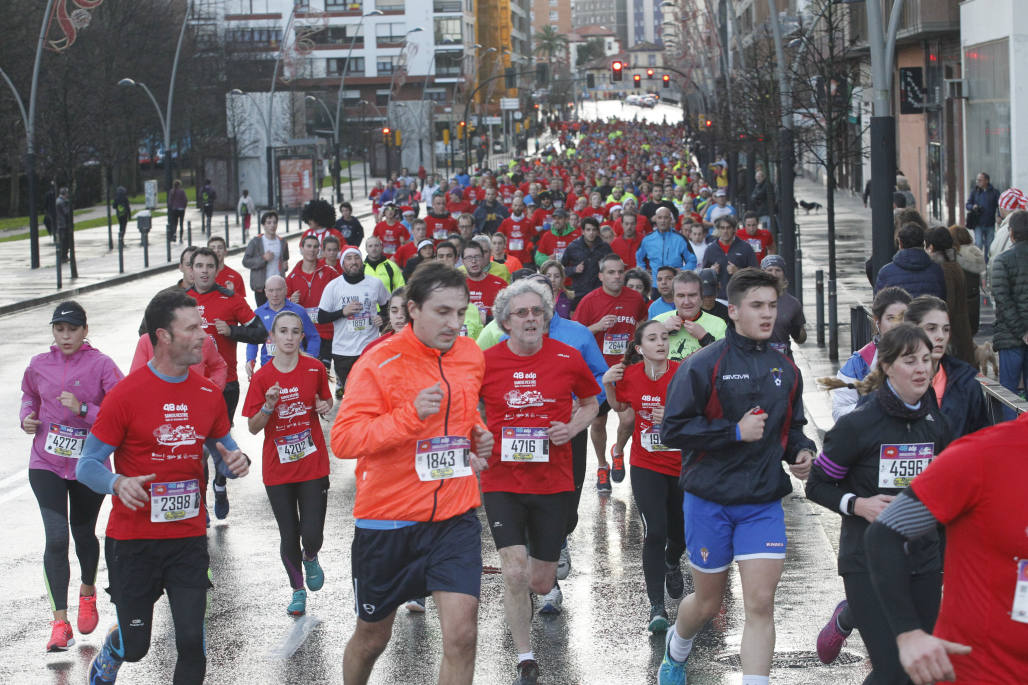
[463,241,506,322]
[737,211,775,262]
[372,205,407,257]
[573,253,648,491]
[534,210,581,267]
[866,419,1028,685]
[480,278,600,678]
[208,236,247,298]
[446,189,474,219]
[425,194,457,242]
[287,235,340,368]
[498,197,536,265]
[188,247,266,518]
[78,289,249,684]
[610,213,643,267]
[393,218,426,269]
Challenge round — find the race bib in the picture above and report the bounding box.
[508,238,524,251]
[44,423,87,458]
[383,244,396,255]
[275,429,317,463]
[747,238,763,252]
[414,436,472,481]
[1013,559,1028,624]
[305,307,319,322]
[878,442,934,488]
[434,228,449,240]
[603,332,630,356]
[352,315,372,332]
[500,427,550,462]
[265,343,277,356]
[553,248,565,260]
[641,427,671,452]
[150,479,201,523]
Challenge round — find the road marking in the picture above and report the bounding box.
[0,471,27,489]
[0,483,31,506]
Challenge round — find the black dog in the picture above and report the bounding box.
[795,199,822,214]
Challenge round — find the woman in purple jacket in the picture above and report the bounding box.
[19,301,123,652]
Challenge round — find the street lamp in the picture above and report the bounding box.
[332,9,383,204]
[305,94,342,202]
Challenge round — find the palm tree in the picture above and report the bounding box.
[533,25,568,63]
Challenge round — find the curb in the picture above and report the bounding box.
[0,211,373,318]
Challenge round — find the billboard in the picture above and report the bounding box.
[278,158,315,209]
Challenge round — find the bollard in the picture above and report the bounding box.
[143,230,150,268]
[118,234,124,274]
[166,233,172,263]
[187,220,192,247]
[241,220,246,245]
[224,215,229,245]
[828,278,838,362]
[285,212,290,233]
[815,270,825,347]
[794,244,803,307]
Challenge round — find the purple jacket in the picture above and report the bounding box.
[20,343,123,479]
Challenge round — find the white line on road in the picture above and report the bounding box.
[0,483,31,506]
[0,471,27,489]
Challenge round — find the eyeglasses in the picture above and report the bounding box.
[463,254,482,261]
[511,306,545,318]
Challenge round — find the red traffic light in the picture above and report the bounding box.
[382,127,391,135]
[612,60,623,71]
[458,120,466,127]
[611,60,624,82]
[646,68,654,78]
[662,74,670,82]
[705,119,712,128]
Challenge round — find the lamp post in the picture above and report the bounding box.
[305,94,340,202]
[332,10,382,205]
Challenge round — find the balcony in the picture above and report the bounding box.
[893,0,959,41]
[434,0,462,12]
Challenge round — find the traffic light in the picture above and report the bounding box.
[504,67,516,89]
[705,118,713,128]
[382,127,391,144]
[586,73,595,89]
[646,68,654,79]
[536,62,549,85]
[611,60,623,82]
[458,120,466,138]
[394,129,402,146]
[662,74,670,88]
[442,128,450,145]
[633,74,641,89]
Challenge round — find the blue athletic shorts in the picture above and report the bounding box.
[681,492,786,573]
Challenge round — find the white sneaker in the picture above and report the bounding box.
[538,582,563,615]
[556,541,571,580]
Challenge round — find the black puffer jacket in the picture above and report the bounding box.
[662,327,816,505]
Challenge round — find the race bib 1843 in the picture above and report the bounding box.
[150,479,201,523]
[414,436,472,481]
[501,426,550,462]
[878,442,934,488]
[44,423,86,458]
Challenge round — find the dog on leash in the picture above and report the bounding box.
[975,341,999,378]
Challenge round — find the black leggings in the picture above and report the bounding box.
[110,585,208,684]
[630,464,685,606]
[565,428,589,537]
[844,571,941,685]
[265,477,330,589]
[28,469,105,612]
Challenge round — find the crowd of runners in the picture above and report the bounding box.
[17,118,1027,685]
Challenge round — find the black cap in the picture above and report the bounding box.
[50,300,86,326]
[699,269,718,297]
[552,208,568,218]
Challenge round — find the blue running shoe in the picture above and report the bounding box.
[213,483,229,520]
[538,582,563,615]
[303,556,325,591]
[88,626,123,684]
[648,605,669,633]
[657,628,688,685]
[287,589,307,616]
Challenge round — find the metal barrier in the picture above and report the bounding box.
[848,303,1025,417]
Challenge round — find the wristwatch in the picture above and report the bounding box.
[79,402,88,418]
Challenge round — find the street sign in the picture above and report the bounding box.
[484,116,502,125]
[500,97,519,110]
[144,180,157,210]
[513,111,523,120]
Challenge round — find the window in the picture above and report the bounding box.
[376,22,406,43]
[375,0,404,11]
[647,54,656,67]
[377,55,398,74]
[434,17,462,44]
[375,91,390,106]
[435,50,463,76]
[326,56,365,75]
[425,89,449,102]
[325,0,364,9]
[965,39,1011,191]
[549,10,558,21]
[307,25,362,44]
[433,0,462,11]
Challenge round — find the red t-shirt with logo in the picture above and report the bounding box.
[910,421,1028,683]
[536,229,581,262]
[737,228,774,262]
[373,221,405,256]
[91,366,231,540]
[286,263,339,341]
[480,338,600,494]
[611,235,643,267]
[498,215,536,264]
[498,184,518,205]
[615,361,682,476]
[466,274,507,317]
[446,199,474,218]
[393,240,419,268]
[425,213,457,242]
[191,287,256,384]
[216,266,247,298]
[242,356,332,486]
[530,207,556,233]
[463,186,486,203]
[573,286,648,366]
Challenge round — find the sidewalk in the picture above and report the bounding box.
[0,187,378,316]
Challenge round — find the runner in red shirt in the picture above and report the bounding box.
[498,197,536,265]
[534,210,581,266]
[463,180,486,204]
[738,211,775,262]
[393,218,426,269]
[372,205,407,257]
[610,214,643,267]
[603,320,684,632]
[446,189,474,219]
[208,236,247,298]
[866,417,1028,685]
[78,289,249,684]
[480,278,600,683]
[287,234,340,369]
[243,309,333,617]
[573,253,648,491]
[463,241,507,320]
[425,194,458,242]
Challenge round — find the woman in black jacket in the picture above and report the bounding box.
[903,295,992,438]
[809,324,951,683]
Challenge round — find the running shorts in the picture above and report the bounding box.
[682,492,786,573]
[105,536,212,605]
[483,490,573,562]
